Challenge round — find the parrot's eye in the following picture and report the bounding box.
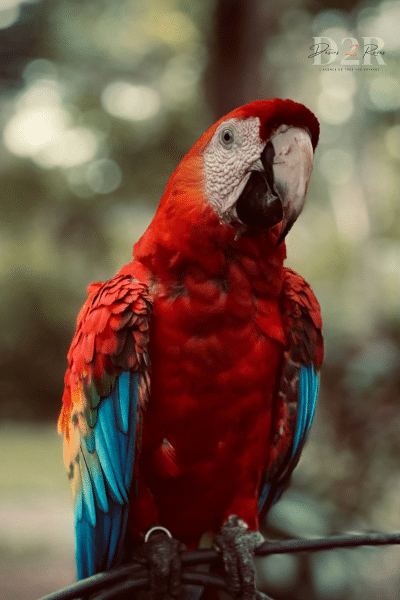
[220,127,235,148]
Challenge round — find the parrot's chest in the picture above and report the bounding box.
[148,272,284,409]
[134,275,283,539]
[140,270,283,488]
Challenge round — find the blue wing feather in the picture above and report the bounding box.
[124,372,139,488]
[307,369,319,434]
[97,400,128,501]
[258,364,319,515]
[74,370,138,579]
[79,451,97,527]
[117,371,131,434]
[94,420,125,504]
[84,431,95,453]
[258,482,271,513]
[291,364,318,460]
[75,488,83,522]
[80,440,109,513]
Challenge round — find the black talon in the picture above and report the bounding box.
[135,527,184,600]
[213,515,264,600]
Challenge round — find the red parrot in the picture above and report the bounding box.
[58,99,323,595]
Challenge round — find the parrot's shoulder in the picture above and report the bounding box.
[278,267,323,369]
[60,261,152,421]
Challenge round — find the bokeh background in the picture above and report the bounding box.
[0,0,399,598]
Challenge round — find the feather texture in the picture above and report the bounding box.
[74,371,139,577]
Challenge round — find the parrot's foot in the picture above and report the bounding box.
[136,526,184,600]
[214,515,265,600]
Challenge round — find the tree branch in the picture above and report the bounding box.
[37,531,400,600]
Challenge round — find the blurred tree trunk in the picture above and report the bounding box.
[206,0,279,118]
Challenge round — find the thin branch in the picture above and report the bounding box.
[37,564,145,600]
[254,531,400,556]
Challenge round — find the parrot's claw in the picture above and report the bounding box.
[214,515,264,600]
[136,526,184,600]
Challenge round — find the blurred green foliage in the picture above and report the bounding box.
[0,0,398,598]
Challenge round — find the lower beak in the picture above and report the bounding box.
[235,127,314,244]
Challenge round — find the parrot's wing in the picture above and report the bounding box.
[58,272,152,579]
[258,268,323,518]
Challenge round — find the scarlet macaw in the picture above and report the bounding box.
[58,99,323,595]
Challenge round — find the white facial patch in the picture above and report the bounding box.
[203,117,265,219]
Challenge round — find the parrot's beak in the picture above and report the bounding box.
[235,127,314,244]
[269,127,314,245]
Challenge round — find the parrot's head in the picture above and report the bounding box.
[199,99,319,245]
[135,99,320,267]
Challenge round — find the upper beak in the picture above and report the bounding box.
[265,127,314,245]
[235,126,314,244]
